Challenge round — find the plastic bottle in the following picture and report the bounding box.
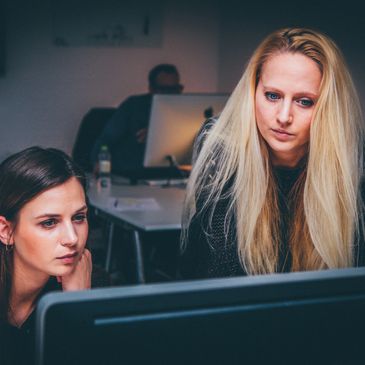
[98,145,111,189]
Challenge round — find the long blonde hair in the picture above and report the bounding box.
[182,28,364,275]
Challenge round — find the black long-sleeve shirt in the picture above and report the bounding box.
[0,267,110,365]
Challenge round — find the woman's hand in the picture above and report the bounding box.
[58,249,92,291]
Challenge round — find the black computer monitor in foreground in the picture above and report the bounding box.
[143,93,229,168]
[35,268,365,365]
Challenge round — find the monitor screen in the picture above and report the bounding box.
[143,93,229,168]
[35,268,365,365]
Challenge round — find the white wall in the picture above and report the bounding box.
[0,0,220,160]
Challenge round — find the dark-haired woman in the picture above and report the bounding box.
[0,146,106,364]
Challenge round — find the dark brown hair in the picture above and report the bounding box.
[0,146,86,322]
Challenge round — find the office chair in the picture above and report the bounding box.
[72,107,116,172]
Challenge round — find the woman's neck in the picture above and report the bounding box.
[9,259,50,327]
[270,151,308,169]
[270,145,309,168]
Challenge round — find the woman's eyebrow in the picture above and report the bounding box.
[71,205,88,215]
[34,213,60,219]
[34,205,88,219]
[262,85,318,98]
[74,205,88,213]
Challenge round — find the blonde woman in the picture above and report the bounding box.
[181,27,365,279]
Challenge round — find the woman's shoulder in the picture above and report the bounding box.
[196,117,218,144]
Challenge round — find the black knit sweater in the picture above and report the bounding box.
[180,165,305,279]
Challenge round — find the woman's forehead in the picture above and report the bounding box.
[18,178,86,219]
[259,52,322,95]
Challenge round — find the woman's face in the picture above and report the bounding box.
[11,177,88,281]
[255,52,322,167]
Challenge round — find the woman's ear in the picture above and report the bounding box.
[0,216,14,246]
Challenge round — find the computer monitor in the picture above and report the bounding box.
[143,93,229,168]
[35,268,365,365]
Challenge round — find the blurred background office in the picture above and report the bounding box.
[1,0,364,162]
[89,63,183,175]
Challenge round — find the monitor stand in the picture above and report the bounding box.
[160,155,190,187]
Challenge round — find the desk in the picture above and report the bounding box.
[87,179,185,283]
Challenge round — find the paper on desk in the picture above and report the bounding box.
[108,197,161,211]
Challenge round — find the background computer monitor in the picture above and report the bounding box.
[143,93,228,168]
[35,268,365,365]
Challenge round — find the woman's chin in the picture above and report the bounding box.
[49,265,76,278]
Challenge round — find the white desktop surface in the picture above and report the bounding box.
[87,180,185,231]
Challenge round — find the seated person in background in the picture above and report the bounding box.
[91,63,183,174]
[180,27,365,280]
[0,147,108,365]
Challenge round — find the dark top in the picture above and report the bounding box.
[91,93,153,173]
[180,119,365,280]
[0,267,110,365]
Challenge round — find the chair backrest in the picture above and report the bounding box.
[72,107,116,172]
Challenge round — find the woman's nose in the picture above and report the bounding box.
[277,100,293,124]
[60,222,78,247]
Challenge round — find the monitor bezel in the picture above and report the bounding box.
[35,267,365,365]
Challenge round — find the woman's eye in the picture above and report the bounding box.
[265,92,280,101]
[298,98,314,107]
[40,219,57,228]
[73,214,87,223]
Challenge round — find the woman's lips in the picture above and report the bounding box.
[271,128,294,141]
[56,251,78,264]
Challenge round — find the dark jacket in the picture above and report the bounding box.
[91,93,153,173]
